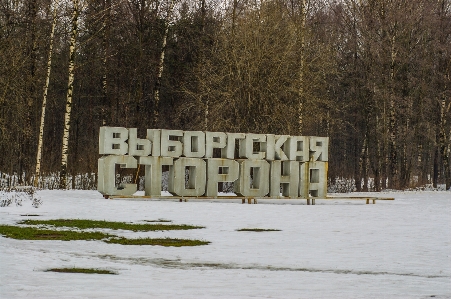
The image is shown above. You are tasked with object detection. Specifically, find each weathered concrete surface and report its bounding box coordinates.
[308,161,328,198]
[169,158,206,196]
[99,127,129,155]
[97,155,137,195]
[206,158,239,197]
[234,160,270,197]
[97,127,329,198]
[140,156,173,196]
[270,161,299,198]
[183,131,205,158]
[161,129,183,157]
[205,131,227,158]
[128,128,151,156]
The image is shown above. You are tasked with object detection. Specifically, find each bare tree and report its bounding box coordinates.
[154,0,177,127]
[35,0,59,187]
[59,0,79,189]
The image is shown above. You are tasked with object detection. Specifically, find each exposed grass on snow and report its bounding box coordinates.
[0,225,111,241]
[236,228,281,232]
[19,219,203,231]
[143,219,172,223]
[46,268,117,275]
[0,220,210,246]
[105,237,210,247]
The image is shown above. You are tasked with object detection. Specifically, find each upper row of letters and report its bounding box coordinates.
[99,127,329,162]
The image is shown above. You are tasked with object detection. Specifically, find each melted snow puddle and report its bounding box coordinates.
[92,254,448,279]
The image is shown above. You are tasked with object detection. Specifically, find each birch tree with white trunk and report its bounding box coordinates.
[59,0,79,189]
[35,0,59,187]
[153,0,177,127]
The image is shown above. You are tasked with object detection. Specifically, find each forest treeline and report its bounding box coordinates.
[0,0,450,190]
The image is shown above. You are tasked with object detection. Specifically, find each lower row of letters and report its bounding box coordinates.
[98,156,327,198]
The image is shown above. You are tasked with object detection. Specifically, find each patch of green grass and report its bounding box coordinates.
[19,219,203,231]
[105,237,210,247]
[46,268,116,274]
[143,219,172,223]
[236,228,281,232]
[0,225,111,241]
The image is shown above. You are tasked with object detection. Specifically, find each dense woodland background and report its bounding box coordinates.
[0,0,450,191]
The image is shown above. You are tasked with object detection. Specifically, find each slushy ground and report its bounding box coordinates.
[1,190,450,299]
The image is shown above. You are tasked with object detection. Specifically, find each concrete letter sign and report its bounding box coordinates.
[128,128,151,156]
[308,161,327,198]
[99,126,129,155]
[206,158,239,197]
[98,127,328,199]
[309,136,329,162]
[140,156,173,196]
[169,158,206,196]
[205,132,227,158]
[221,133,245,159]
[146,129,161,157]
[269,161,299,198]
[97,155,137,195]
[263,135,289,161]
[234,159,270,197]
[183,131,205,158]
[285,136,309,162]
[299,162,310,198]
[161,129,183,157]
[239,134,266,160]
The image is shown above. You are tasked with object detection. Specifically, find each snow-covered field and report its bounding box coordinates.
[1,190,450,299]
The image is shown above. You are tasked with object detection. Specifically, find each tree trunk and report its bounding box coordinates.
[297,0,306,135]
[22,0,38,184]
[59,0,79,189]
[354,140,361,192]
[359,133,369,191]
[363,136,369,191]
[35,0,59,187]
[154,0,176,127]
[72,109,80,190]
[101,0,111,126]
[439,99,451,189]
[433,143,439,188]
[388,34,398,189]
[373,114,383,191]
[201,0,208,131]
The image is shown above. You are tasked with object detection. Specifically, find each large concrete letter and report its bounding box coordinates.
[309,136,329,162]
[128,128,152,156]
[239,134,266,159]
[234,160,270,197]
[263,134,289,161]
[97,155,137,195]
[206,158,239,197]
[161,129,183,157]
[169,158,206,196]
[147,129,161,157]
[299,162,309,198]
[308,161,328,198]
[139,156,173,196]
[221,132,245,159]
[269,161,299,198]
[285,136,309,162]
[99,127,128,155]
[183,131,205,158]
[205,132,227,158]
